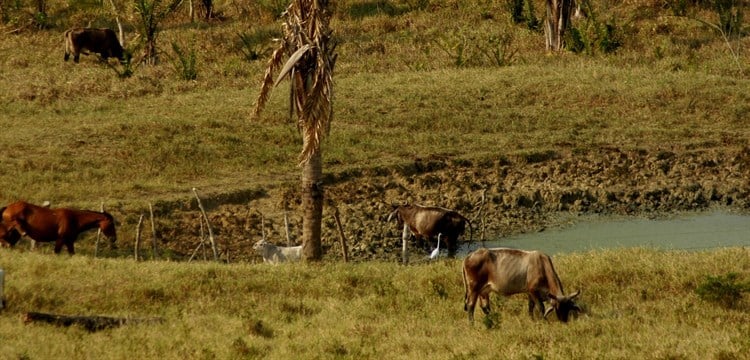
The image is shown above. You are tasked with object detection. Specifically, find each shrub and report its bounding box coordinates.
[171,42,198,80]
[695,273,749,309]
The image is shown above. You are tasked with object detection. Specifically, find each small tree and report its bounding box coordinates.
[133,0,181,65]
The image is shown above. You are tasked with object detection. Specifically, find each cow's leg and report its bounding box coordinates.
[528,293,545,319]
[479,294,491,314]
[54,239,64,254]
[64,237,76,255]
[465,292,478,323]
[65,242,75,254]
[73,52,80,63]
[446,235,459,258]
[64,52,70,61]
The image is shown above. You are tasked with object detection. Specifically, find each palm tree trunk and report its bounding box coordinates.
[301,148,323,261]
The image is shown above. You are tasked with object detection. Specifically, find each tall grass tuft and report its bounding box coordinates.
[171,42,198,80]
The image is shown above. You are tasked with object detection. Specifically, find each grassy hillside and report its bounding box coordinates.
[1,247,749,359]
[0,0,748,208]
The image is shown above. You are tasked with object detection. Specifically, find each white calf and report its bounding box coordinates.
[252,239,302,264]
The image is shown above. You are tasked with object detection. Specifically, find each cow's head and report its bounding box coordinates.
[386,204,404,224]
[544,290,582,322]
[0,225,20,247]
[253,239,269,251]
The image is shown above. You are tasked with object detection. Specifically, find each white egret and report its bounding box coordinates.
[430,233,442,260]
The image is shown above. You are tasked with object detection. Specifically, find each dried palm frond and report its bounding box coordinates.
[252,0,336,165]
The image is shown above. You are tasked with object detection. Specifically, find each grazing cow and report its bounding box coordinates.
[1,201,116,255]
[252,239,302,264]
[462,247,581,323]
[387,204,472,257]
[64,28,124,63]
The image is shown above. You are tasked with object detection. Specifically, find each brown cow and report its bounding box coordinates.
[387,204,472,257]
[64,28,124,63]
[462,247,581,323]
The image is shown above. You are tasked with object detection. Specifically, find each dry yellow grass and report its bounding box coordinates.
[0,247,748,359]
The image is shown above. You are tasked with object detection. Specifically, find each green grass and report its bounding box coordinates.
[0,247,748,358]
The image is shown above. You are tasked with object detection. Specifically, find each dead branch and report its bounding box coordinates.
[192,188,218,261]
[332,206,349,262]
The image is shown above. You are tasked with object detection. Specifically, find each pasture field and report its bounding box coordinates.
[1,0,750,358]
[1,247,749,359]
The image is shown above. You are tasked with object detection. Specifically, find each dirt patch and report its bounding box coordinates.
[152,146,750,262]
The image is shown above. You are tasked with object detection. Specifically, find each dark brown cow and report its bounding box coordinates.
[64,28,124,63]
[462,247,581,323]
[387,204,472,257]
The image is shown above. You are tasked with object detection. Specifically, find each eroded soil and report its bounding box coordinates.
[156,146,750,262]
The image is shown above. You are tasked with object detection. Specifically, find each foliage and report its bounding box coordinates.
[237,27,280,61]
[695,272,749,309]
[507,0,540,31]
[566,0,622,54]
[711,0,745,37]
[434,29,517,67]
[132,0,182,65]
[170,42,198,80]
[255,0,288,18]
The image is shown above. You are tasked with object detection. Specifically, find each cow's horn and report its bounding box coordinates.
[386,210,397,222]
[567,290,580,300]
[544,307,554,319]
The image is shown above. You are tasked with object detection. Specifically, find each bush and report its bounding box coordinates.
[695,273,749,309]
[171,42,198,80]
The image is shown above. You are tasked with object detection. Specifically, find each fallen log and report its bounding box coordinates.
[23,312,164,332]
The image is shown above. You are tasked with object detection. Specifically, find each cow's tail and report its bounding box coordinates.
[459,213,474,244]
[63,30,72,60]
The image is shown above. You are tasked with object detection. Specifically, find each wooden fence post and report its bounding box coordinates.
[332,206,349,262]
[148,203,158,260]
[134,214,144,261]
[192,188,218,261]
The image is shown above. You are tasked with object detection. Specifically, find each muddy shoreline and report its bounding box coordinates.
[158,146,750,262]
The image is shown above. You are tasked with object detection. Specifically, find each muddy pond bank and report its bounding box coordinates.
[154,146,750,262]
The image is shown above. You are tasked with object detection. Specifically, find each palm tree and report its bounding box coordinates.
[253,0,336,261]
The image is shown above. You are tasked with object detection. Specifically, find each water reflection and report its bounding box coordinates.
[464,210,750,255]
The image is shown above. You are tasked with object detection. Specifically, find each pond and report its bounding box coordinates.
[463,209,750,255]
